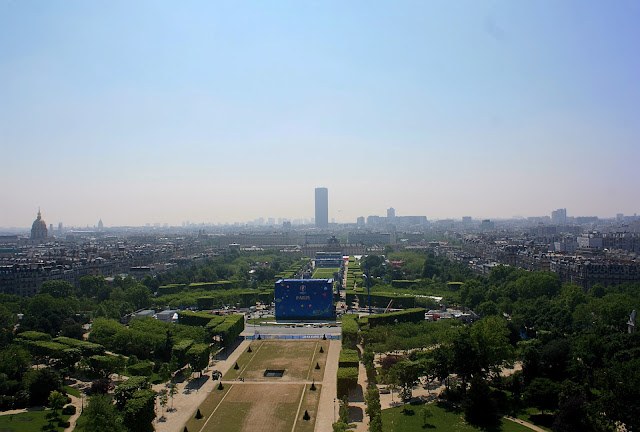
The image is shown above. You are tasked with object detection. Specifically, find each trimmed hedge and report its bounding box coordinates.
[158,284,186,296]
[391,279,424,288]
[341,315,358,350]
[172,339,194,367]
[338,349,359,368]
[214,314,244,347]
[127,361,154,377]
[177,311,217,327]
[337,367,359,398]
[189,281,238,290]
[365,308,426,328]
[54,337,105,356]
[18,339,68,359]
[17,330,51,341]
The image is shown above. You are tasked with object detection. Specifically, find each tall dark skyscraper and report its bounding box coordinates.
[315,187,328,228]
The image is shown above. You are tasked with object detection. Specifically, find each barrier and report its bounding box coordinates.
[245,334,341,340]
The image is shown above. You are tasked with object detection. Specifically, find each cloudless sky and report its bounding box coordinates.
[1,1,639,227]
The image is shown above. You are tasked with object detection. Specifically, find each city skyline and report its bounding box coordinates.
[1,2,639,227]
[2,204,637,231]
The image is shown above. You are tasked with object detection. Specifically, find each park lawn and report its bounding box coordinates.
[224,340,329,382]
[515,407,554,431]
[196,383,303,432]
[381,402,533,432]
[0,410,71,432]
[312,268,339,278]
[296,384,322,432]
[184,383,232,432]
[62,385,81,397]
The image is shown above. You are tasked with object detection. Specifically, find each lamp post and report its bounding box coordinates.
[333,398,336,423]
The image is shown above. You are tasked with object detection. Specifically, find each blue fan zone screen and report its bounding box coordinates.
[275,279,334,320]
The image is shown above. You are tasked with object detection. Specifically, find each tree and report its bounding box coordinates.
[82,394,126,432]
[0,345,32,380]
[22,367,62,406]
[123,389,156,432]
[389,360,421,401]
[463,376,499,425]
[421,405,432,427]
[78,276,111,300]
[158,389,168,414]
[525,378,560,414]
[0,304,16,347]
[40,281,73,299]
[339,395,349,424]
[471,316,514,377]
[48,390,66,421]
[123,285,152,311]
[169,383,178,410]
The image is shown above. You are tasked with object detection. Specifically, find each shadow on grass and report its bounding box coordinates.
[348,384,364,403]
[348,406,363,423]
[528,413,554,428]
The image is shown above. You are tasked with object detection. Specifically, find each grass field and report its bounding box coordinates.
[312,267,339,279]
[0,410,71,432]
[224,340,329,382]
[187,340,327,432]
[381,402,533,432]
[62,385,81,397]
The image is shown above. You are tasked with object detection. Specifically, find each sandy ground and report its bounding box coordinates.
[153,338,251,432]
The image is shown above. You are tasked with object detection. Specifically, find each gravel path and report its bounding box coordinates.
[314,339,341,432]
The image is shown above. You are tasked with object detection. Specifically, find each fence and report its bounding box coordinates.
[244,334,341,340]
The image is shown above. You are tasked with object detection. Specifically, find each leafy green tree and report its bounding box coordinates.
[339,395,349,423]
[20,294,79,336]
[471,316,514,377]
[40,281,74,299]
[124,285,152,311]
[525,377,560,414]
[169,383,178,410]
[420,405,432,427]
[0,345,32,380]
[22,367,62,406]
[0,304,16,346]
[82,394,126,432]
[389,359,421,401]
[78,276,111,300]
[123,389,156,432]
[48,390,66,418]
[463,376,499,425]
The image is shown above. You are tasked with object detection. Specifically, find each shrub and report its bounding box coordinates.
[62,404,77,415]
[341,315,358,350]
[338,349,359,368]
[337,367,358,398]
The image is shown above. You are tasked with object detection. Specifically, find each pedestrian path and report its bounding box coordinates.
[314,339,340,432]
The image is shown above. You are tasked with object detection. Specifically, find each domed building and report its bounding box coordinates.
[31,209,48,241]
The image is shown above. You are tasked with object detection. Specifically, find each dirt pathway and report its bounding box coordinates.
[314,339,340,432]
[504,415,549,432]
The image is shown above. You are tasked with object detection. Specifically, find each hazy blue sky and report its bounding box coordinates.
[1,1,639,227]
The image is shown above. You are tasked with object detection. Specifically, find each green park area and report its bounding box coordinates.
[0,410,72,432]
[187,340,326,432]
[381,402,532,432]
[312,267,339,279]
